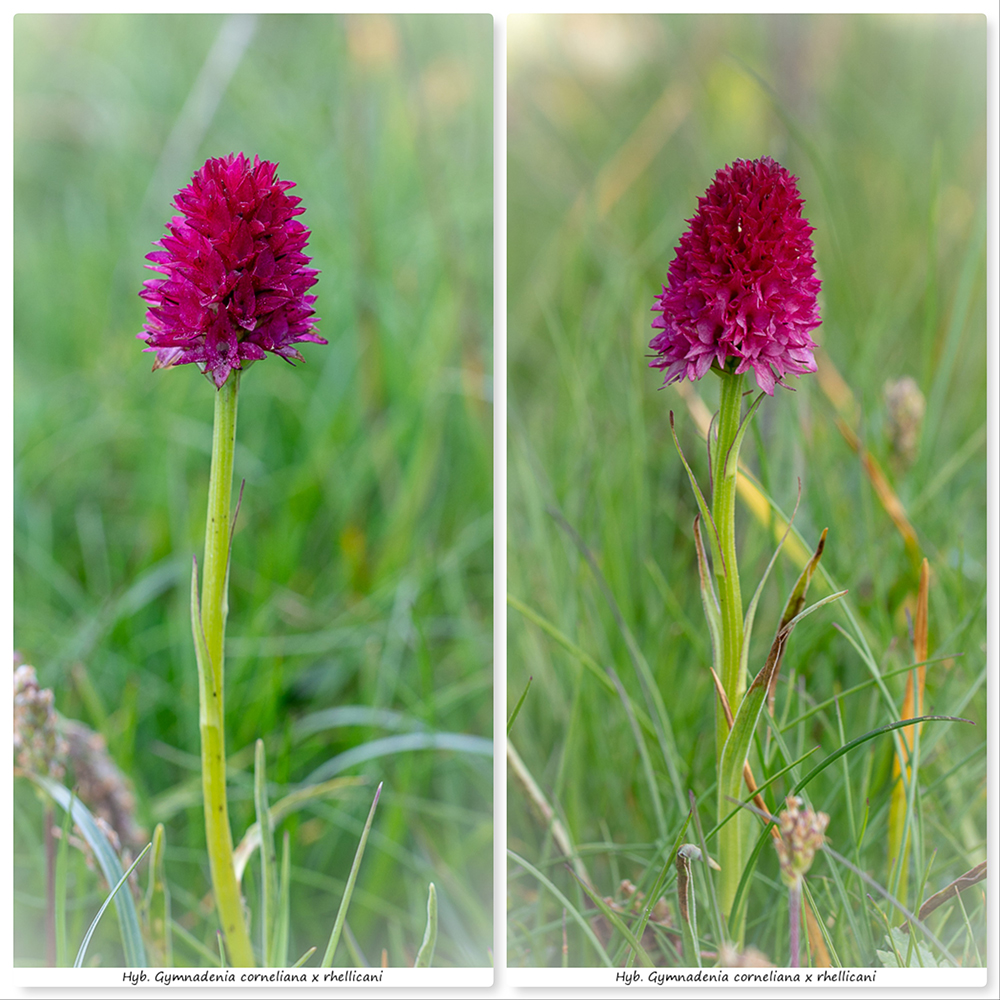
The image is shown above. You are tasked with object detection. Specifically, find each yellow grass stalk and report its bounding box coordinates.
[888,558,930,907]
[814,350,921,564]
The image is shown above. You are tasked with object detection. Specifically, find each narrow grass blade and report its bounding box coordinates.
[343,922,368,967]
[305,733,491,785]
[548,504,685,815]
[507,675,533,735]
[606,662,667,839]
[292,946,318,968]
[630,810,693,950]
[507,740,592,889]
[670,411,725,576]
[565,868,655,968]
[233,776,365,883]
[688,791,725,948]
[709,667,780,840]
[717,589,844,926]
[720,591,847,822]
[321,782,382,968]
[30,773,148,967]
[822,842,958,966]
[675,845,702,967]
[75,842,152,968]
[171,918,225,965]
[901,860,986,930]
[143,823,172,967]
[693,516,722,671]
[792,715,973,795]
[722,391,765,482]
[889,558,930,902]
[507,593,658,739]
[54,790,75,967]
[507,849,613,967]
[741,488,802,689]
[414,882,438,967]
[767,527,828,712]
[802,884,832,967]
[271,830,291,968]
[254,739,278,966]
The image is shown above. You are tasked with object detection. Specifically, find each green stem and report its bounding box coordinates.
[712,368,746,754]
[196,371,255,967]
[711,367,747,936]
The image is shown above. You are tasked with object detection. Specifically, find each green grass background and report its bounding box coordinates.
[507,13,986,967]
[14,13,492,967]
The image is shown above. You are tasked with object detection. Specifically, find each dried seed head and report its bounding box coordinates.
[883,376,926,464]
[13,663,67,779]
[773,795,829,887]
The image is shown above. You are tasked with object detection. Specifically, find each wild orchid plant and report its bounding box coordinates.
[649,158,842,942]
[139,152,328,967]
[15,152,441,971]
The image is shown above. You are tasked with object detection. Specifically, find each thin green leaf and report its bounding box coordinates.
[271,831,291,968]
[670,411,726,578]
[254,739,278,967]
[54,790,75,967]
[722,390,765,482]
[719,590,845,820]
[507,849,613,967]
[693,516,722,674]
[629,811,693,957]
[170,918,223,965]
[30,773,148,967]
[75,842,152,968]
[740,489,803,686]
[321,782,382,967]
[305,733,491,785]
[292,946,318,968]
[414,882,438,967]
[507,593,658,738]
[676,846,702,967]
[792,715,973,796]
[341,923,366,967]
[234,776,364,883]
[143,823,172,967]
[688,790,725,948]
[605,662,667,839]
[507,675,533,735]
[565,867,655,968]
[768,528,828,712]
[548,504,685,816]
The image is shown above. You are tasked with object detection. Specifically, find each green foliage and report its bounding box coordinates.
[507,13,986,968]
[414,882,438,967]
[14,12,492,967]
[876,927,939,969]
[30,774,149,967]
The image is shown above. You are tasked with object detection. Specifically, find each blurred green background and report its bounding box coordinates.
[14,13,492,967]
[507,14,986,966]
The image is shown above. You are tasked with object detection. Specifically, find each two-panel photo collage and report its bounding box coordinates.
[10,11,993,996]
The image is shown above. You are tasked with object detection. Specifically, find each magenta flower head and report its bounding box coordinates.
[650,157,821,395]
[139,153,325,388]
